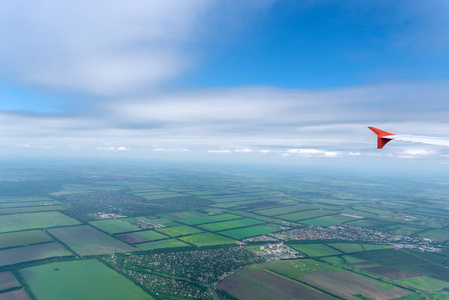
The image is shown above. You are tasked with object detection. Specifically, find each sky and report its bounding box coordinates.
[1,0,449,168]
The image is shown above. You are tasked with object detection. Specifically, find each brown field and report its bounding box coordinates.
[362,266,421,280]
[300,270,412,300]
[217,267,335,300]
[0,272,20,290]
[116,233,148,244]
[0,289,31,300]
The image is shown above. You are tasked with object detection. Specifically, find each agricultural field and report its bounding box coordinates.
[300,269,413,299]
[0,289,31,299]
[136,239,191,250]
[0,211,80,233]
[0,242,72,267]
[418,229,449,242]
[48,225,137,255]
[179,214,241,225]
[20,259,151,300]
[217,266,336,300]
[89,219,141,234]
[278,209,338,221]
[220,224,277,239]
[327,243,365,253]
[0,272,20,290]
[0,230,53,249]
[352,250,449,283]
[179,232,235,246]
[136,217,179,227]
[289,244,343,257]
[262,259,341,278]
[134,230,169,241]
[198,218,265,231]
[157,225,204,237]
[300,216,344,227]
[0,205,65,215]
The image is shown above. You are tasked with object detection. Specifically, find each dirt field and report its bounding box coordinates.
[300,270,412,300]
[363,266,421,280]
[217,267,336,300]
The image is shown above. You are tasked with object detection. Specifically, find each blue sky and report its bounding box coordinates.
[1,0,449,166]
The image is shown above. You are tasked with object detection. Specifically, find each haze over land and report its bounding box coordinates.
[0,1,449,171]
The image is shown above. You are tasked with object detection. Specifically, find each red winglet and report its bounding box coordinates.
[368,127,394,149]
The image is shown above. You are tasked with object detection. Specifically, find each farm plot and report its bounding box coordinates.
[134,230,168,241]
[0,230,53,249]
[179,214,241,225]
[136,217,178,227]
[278,210,337,222]
[0,289,31,300]
[157,225,204,237]
[352,249,449,281]
[300,216,343,227]
[220,225,277,239]
[300,270,412,300]
[136,239,190,251]
[217,266,335,300]
[199,218,265,231]
[0,206,65,215]
[116,233,148,244]
[289,244,342,257]
[21,259,151,300]
[89,219,141,234]
[0,200,62,209]
[49,225,137,255]
[262,259,341,278]
[328,243,365,253]
[254,204,333,216]
[418,229,449,242]
[0,272,20,290]
[179,233,235,247]
[0,242,72,267]
[0,212,80,233]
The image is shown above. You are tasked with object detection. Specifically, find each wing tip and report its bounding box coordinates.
[368,127,394,149]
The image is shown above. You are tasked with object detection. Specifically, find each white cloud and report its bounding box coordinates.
[235,148,253,153]
[284,148,340,158]
[207,150,232,153]
[397,149,436,159]
[0,1,279,95]
[117,147,130,151]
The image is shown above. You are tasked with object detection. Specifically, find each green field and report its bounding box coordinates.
[179,233,235,246]
[89,219,141,234]
[157,225,204,237]
[49,225,137,255]
[396,276,449,292]
[136,239,191,250]
[329,243,366,253]
[136,217,179,227]
[21,259,152,300]
[0,242,72,266]
[0,205,65,215]
[134,230,168,241]
[290,244,343,257]
[262,259,341,278]
[0,230,53,249]
[278,209,337,221]
[179,214,241,225]
[220,225,277,239]
[254,204,332,216]
[300,216,343,226]
[0,211,80,233]
[199,218,264,231]
[418,229,449,242]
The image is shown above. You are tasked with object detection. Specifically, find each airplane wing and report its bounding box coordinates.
[368,127,449,149]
